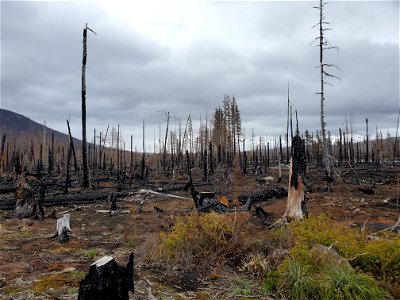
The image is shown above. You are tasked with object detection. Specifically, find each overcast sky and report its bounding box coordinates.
[1,0,399,150]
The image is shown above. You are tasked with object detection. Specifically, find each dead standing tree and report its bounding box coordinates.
[81,23,96,189]
[313,0,340,192]
[283,135,308,222]
[161,111,171,175]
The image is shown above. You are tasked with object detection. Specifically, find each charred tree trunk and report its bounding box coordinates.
[48,131,54,175]
[218,144,222,165]
[286,82,290,164]
[202,149,207,182]
[394,109,400,166]
[141,120,146,180]
[365,118,369,163]
[243,151,247,174]
[208,142,213,175]
[162,112,170,174]
[278,136,283,182]
[130,134,133,169]
[39,144,43,172]
[338,128,343,166]
[81,25,89,188]
[315,0,339,192]
[67,119,78,173]
[93,129,97,172]
[0,134,6,172]
[186,150,193,188]
[65,143,72,192]
[283,135,307,222]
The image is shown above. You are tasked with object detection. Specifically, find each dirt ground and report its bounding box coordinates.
[0,163,399,299]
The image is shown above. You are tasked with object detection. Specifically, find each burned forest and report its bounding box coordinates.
[1,1,399,300]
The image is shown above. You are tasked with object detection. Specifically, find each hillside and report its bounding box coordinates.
[0,108,79,145]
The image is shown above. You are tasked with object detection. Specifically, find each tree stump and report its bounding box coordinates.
[284,135,307,222]
[78,253,134,300]
[53,214,71,243]
[9,172,36,219]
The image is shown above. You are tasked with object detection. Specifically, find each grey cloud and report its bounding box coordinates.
[1,1,398,146]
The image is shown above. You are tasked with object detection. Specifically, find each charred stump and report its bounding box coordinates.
[10,172,37,219]
[108,192,118,211]
[9,155,44,219]
[283,135,308,222]
[78,253,134,300]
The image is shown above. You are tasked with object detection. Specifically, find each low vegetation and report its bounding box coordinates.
[151,213,399,299]
[157,212,250,271]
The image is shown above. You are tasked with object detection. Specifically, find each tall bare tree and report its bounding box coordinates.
[313,0,340,192]
[394,109,400,165]
[162,111,170,174]
[365,118,369,163]
[81,23,96,188]
[286,82,290,164]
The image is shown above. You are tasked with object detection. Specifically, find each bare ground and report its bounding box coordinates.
[0,164,399,299]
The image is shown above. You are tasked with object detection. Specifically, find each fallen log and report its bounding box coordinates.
[353,221,400,232]
[129,189,192,202]
[358,187,374,195]
[129,189,192,214]
[0,191,133,211]
[0,200,15,210]
[237,187,287,203]
[358,182,375,195]
[0,187,15,194]
[372,197,400,208]
[157,182,212,192]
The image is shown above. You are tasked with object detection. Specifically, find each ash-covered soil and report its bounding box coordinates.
[0,164,399,299]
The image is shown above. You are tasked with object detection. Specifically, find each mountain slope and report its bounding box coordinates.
[0,108,78,144]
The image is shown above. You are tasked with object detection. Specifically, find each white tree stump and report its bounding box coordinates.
[55,214,71,243]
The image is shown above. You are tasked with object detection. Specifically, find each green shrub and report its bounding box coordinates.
[158,212,246,270]
[265,225,292,249]
[87,249,97,259]
[276,254,386,300]
[261,270,279,294]
[355,238,400,281]
[290,214,400,284]
[277,257,318,299]
[317,265,387,300]
[290,215,361,258]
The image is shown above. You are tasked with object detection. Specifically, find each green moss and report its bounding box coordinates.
[87,249,97,259]
[355,238,400,281]
[31,273,80,295]
[2,285,24,296]
[290,215,361,257]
